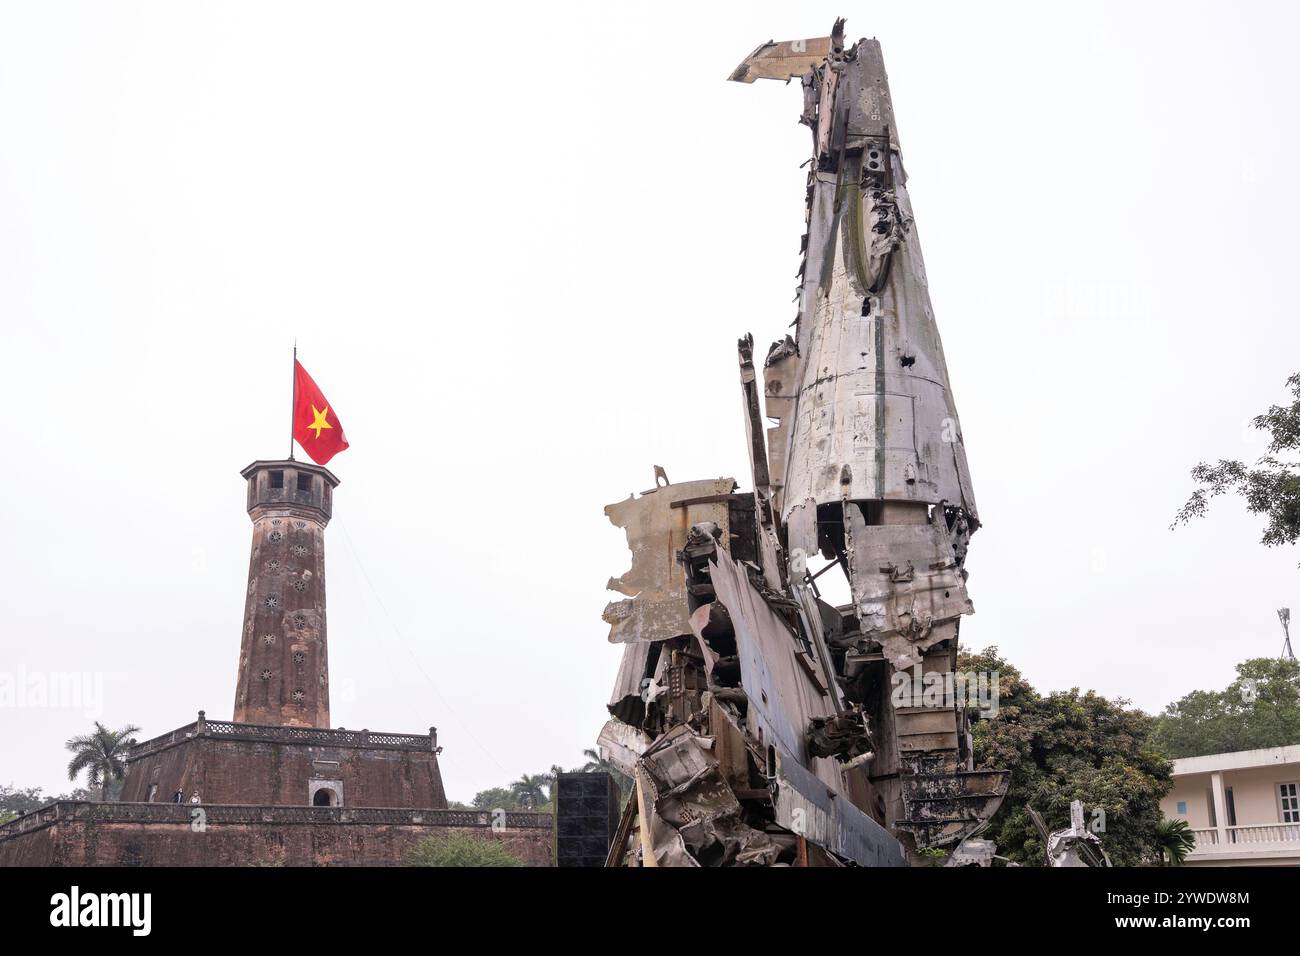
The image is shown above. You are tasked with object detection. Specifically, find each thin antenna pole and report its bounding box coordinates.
[288,342,297,461]
[1280,608,1295,662]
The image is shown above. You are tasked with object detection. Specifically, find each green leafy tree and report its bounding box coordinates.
[509,773,549,810]
[959,647,1173,866]
[471,787,523,811]
[1173,373,1300,563]
[1153,818,1196,866]
[1151,657,1300,758]
[64,722,141,802]
[406,832,524,867]
[57,786,111,803]
[0,784,50,817]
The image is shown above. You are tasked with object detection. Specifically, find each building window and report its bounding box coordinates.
[269,470,284,489]
[1176,801,1186,815]
[297,473,312,494]
[1281,783,1300,823]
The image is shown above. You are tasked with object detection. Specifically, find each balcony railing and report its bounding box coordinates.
[1189,822,1300,855]
[1224,822,1300,844]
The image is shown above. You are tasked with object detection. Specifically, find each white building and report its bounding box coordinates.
[1161,745,1300,865]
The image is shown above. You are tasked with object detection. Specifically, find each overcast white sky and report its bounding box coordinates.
[2,1,1299,802]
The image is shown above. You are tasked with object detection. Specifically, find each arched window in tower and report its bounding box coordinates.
[312,788,334,806]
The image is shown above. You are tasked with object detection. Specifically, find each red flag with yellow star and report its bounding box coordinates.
[293,360,349,465]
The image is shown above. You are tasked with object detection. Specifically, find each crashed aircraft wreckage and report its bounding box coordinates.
[598,21,1009,867]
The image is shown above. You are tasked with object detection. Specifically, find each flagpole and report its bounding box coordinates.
[288,342,297,461]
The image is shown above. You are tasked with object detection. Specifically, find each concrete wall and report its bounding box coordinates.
[0,812,551,867]
[1161,774,1214,828]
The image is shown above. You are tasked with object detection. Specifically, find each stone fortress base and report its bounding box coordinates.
[0,802,552,867]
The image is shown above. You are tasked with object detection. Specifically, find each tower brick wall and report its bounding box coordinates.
[234,460,338,728]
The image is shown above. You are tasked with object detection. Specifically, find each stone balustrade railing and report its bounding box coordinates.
[1189,822,1300,853]
[126,714,439,761]
[0,801,552,841]
[1225,822,1300,844]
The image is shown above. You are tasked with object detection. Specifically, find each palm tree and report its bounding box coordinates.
[580,748,608,772]
[580,748,632,796]
[1154,818,1197,866]
[509,773,549,810]
[544,765,567,803]
[65,722,141,802]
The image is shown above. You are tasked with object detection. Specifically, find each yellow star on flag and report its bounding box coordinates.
[308,404,333,439]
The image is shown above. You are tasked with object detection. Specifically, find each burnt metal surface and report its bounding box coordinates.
[597,21,1007,866]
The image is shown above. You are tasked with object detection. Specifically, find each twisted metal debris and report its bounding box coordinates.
[598,20,1009,867]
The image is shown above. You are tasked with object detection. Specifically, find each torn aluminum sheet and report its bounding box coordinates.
[637,723,782,867]
[771,748,906,867]
[708,546,835,773]
[606,640,656,726]
[728,35,836,84]
[843,502,972,670]
[945,838,997,867]
[596,718,651,779]
[1031,801,1111,868]
[603,475,736,644]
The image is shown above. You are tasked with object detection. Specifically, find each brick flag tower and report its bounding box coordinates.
[233,460,338,728]
[116,457,448,811]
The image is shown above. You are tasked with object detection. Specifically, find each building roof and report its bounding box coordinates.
[1171,744,1300,776]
